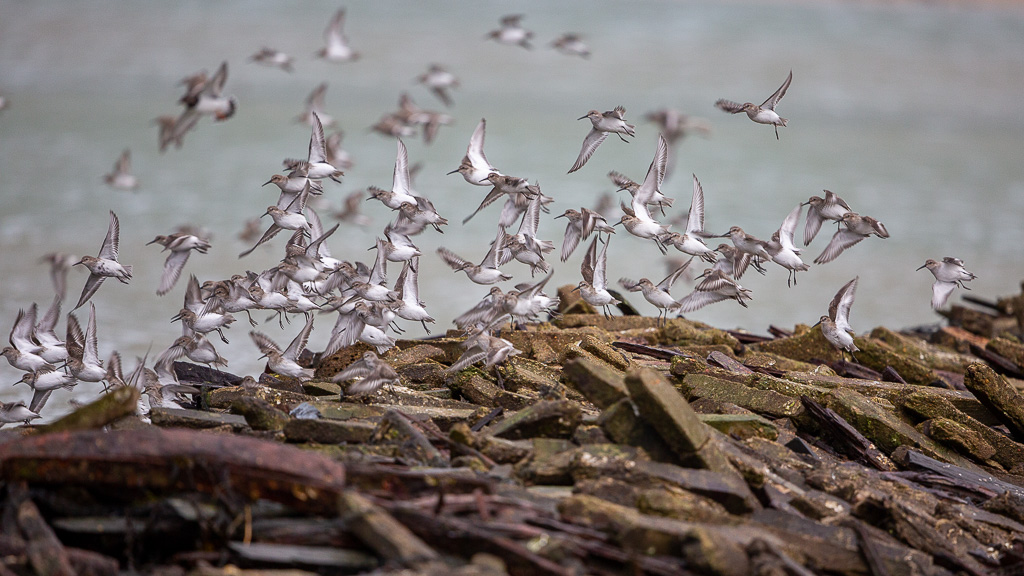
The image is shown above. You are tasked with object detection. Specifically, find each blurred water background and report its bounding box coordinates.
[2,0,1024,418]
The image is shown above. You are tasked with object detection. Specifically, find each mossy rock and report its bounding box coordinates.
[314,342,377,379]
[867,327,973,375]
[653,320,742,354]
[742,352,819,373]
[988,337,1024,371]
[752,327,841,364]
[553,314,663,332]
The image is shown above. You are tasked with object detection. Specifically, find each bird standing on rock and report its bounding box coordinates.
[817,277,860,361]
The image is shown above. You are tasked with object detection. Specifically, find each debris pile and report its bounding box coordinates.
[4,286,1024,575]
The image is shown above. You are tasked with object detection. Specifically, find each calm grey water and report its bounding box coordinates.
[2,1,1024,418]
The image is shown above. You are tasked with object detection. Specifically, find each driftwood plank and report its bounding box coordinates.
[0,428,347,513]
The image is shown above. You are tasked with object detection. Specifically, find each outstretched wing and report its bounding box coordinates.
[568,129,608,173]
[813,229,864,265]
[98,211,120,261]
[762,70,792,110]
[828,276,858,334]
[715,99,745,114]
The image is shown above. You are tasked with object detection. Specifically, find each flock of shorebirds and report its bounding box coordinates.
[1,10,979,426]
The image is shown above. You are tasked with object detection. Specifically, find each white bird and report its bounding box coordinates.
[437,226,513,285]
[620,258,693,324]
[173,275,235,344]
[250,315,315,381]
[178,61,237,122]
[2,306,54,374]
[33,296,67,364]
[318,8,359,62]
[719,226,772,279]
[508,272,559,324]
[616,136,671,253]
[240,180,313,258]
[576,236,619,317]
[104,149,138,191]
[16,368,77,414]
[448,118,502,186]
[368,139,418,210]
[551,33,591,58]
[918,257,976,309]
[393,257,434,333]
[159,332,227,369]
[292,112,344,182]
[502,193,555,277]
[446,330,521,374]
[660,174,716,263]
[0,401,41,427]
[416,64,459,107]
[765,204,810,287]
[462,173,540,227]
[296,82,333,127]
[324,301,396,357]
[66,303,106,383]
[569,106,635,173]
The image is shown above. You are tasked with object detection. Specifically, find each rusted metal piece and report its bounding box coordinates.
[0,428,346,513]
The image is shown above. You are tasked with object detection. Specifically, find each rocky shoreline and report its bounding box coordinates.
[3,284,1024,575]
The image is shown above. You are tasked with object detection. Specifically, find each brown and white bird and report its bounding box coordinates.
[438,226,513,285]
[332,351,400,396]
[73,211,132,310]
[486,14,533,49]
[813,212,889,265]
[619,258,693,325]
[716,70,792,139]
[416,64,459,107]
[569,106,635,173]
[555,207,614,262]
[249,47,295,72]
[575,236,619,317]
[917,257,976,309]
[816,277,860,359]
[148,231,211,296]
[676,268,753,313]
[802,190,852,246]
[250,315,315,381]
